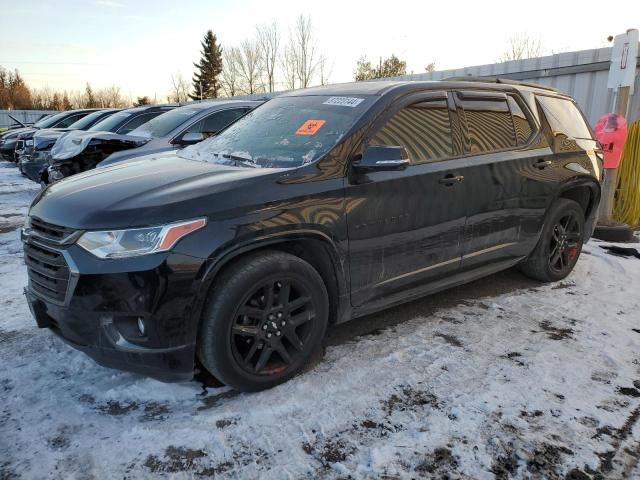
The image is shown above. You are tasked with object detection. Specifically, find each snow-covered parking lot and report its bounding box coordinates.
[1,161,640,479]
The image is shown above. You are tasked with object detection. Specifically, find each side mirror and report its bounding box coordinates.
[177,132,205,145]
[353,145,410,172]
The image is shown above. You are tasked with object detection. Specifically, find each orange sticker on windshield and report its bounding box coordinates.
[296,119,326,136]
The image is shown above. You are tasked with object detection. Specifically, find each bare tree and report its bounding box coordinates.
[257,21,280,92]
[499,34,544,62]
[318,54,332,86]
[290,14,318,88]
[221,47,242,97]
[96,85,128,107]
[280,42,298,90]
[169,72,190,102]
[70,90,85,108]
[31,87,55,109]
[236,39,264,95]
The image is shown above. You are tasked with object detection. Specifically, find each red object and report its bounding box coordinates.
[594,113,628,169]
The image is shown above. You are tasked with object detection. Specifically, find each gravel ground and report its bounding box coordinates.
[1,161,639,479]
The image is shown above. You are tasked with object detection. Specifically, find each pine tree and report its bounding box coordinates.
[190,30,223,100]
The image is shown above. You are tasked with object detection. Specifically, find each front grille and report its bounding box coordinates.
[24,241,70,303]
[30,217,76,244]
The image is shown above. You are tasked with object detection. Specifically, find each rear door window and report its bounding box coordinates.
[371,98,454,164]
[456,94,516,153]
[536,95,592,139]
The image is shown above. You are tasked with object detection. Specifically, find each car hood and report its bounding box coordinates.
[30,153,289,229]
[33,129,71,150]
[17,128,41,140]
[51,130,150,161]
[1,127,33,140]
[97,138,170,166]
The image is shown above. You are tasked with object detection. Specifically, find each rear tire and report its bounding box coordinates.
[197,251,328,392]
[519,198,585,282]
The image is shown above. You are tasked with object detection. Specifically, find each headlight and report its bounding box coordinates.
[77,218,207,259]
[26,139,34,147]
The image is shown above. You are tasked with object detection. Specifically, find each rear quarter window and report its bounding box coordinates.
[507,95,535,145]
[536,95,592,140]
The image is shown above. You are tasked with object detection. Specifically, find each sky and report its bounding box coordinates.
[0,0,637,99]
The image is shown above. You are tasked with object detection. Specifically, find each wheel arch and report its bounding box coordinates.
[197,231,350,326]
[556,179,601,222]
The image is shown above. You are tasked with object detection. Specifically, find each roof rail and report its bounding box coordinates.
[444,76,560,93]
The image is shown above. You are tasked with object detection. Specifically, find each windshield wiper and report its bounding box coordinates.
[220,153,259,168]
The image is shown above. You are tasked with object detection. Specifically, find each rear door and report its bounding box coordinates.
[453,90,548,270]
[346,91,471,307]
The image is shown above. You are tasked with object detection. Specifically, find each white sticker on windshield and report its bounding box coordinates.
[323,96,364,108]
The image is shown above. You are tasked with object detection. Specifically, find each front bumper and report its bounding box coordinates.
[21,159,48,183]
[26,289,196,381]
[0,143,17,161]
[22,232,207,382]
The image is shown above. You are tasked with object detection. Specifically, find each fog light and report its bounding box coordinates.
[137,317,146,336]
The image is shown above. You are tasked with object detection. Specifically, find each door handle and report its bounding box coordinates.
[535,159,552,169]
[438,174,464,186]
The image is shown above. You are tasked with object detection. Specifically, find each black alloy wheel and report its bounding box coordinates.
[548,211,582,274]
[198,251,328,392]
[519,198,585,282]
[231,278,315,376]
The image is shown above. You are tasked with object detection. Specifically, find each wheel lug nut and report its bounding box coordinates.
[276,331,281,336]
[263,325,268,330]
[281,321,286,326]
[277,312,283,318]
[267,333,272,338]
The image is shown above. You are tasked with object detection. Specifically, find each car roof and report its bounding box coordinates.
[120,105,177,114]
[67,108,103,113]
[175,99,264,111]
[280,78,569,99]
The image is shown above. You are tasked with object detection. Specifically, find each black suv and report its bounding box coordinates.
[23,79,602,392]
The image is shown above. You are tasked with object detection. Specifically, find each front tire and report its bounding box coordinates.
[520,198,585,282]
[197,251,328,392]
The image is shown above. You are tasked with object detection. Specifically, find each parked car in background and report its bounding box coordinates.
[46,100,261,183]
[35,105,176,183]
[23,79,602,392]
[1,112,53,132]
[0,109,100,162]
[18,109,120,181]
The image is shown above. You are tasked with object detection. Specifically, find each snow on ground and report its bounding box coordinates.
[1,161,640,479]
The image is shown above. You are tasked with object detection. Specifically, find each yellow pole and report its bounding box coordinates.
[614,120,640,227]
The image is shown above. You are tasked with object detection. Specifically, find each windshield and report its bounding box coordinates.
[33,111,77,129]
[177,95,375,168]
[68,110,116,130]
[31,114,53,127]
[89,111,134,132]
[129,106,201,138]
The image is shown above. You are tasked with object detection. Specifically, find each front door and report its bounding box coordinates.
[345,92,469,307]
